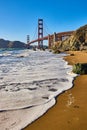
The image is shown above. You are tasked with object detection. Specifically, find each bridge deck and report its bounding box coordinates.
[28,31,74,45]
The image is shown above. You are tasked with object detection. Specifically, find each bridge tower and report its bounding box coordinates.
[27,35,30,44]
[26,35,30,49]
[38,19,43,48]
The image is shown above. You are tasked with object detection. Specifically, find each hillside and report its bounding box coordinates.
[0,39,26,48]
[52,24,87,53]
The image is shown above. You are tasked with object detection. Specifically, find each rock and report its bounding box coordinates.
[70,53,75,56]
[52,24,87,52]
[53,49,61,54]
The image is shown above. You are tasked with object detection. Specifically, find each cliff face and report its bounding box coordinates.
[53,24,87,52]
[0,39,26,48]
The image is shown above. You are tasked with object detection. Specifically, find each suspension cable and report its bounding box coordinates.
[31,25,38,41]
[44,21,53,35]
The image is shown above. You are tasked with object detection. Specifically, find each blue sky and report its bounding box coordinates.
[0,0,87,43]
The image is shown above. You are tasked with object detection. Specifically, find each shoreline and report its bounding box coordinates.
[24,51,87,130]
[23,51,76,130]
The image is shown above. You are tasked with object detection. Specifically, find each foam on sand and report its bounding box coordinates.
[0,50,76,130]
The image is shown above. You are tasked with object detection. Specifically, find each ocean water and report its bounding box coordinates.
[0,49,76,130]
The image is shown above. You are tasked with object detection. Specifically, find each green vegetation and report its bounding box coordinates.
[72,63,87,74]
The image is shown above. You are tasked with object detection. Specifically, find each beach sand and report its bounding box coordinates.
[24,51,87,130]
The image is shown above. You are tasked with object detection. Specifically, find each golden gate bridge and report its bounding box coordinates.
[27,19,74,49]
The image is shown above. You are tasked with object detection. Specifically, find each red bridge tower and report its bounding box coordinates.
[38,19,43,48]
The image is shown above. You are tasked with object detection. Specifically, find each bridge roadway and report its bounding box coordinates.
[28,31,74,48]
[29,36,48,44]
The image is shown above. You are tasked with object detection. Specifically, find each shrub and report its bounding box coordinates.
[73,63,87,74]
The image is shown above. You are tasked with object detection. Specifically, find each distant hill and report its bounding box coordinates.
[52,24,87,53]
[0,39,26,48]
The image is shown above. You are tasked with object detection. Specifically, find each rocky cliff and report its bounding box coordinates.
[52,24,87,53]
[0,39,26,48]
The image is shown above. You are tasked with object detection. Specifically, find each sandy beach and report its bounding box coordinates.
[24,51,87,130]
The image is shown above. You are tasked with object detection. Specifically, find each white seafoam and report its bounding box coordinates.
[0,50,76,130]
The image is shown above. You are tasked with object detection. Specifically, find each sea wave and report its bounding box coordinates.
[0,49,76,130]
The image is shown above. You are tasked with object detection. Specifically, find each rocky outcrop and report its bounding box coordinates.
[52,24,87,53]
[0,39,26,48]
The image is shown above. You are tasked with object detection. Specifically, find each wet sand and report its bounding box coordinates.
[24,51,87,130]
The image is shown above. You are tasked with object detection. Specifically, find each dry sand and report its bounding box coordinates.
[24,51,87,130]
